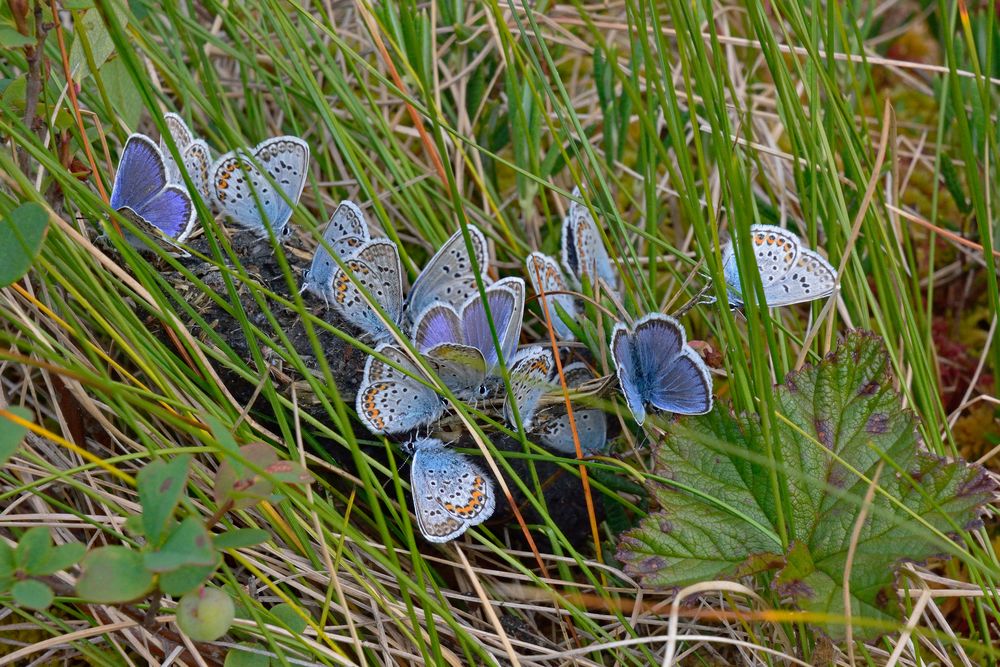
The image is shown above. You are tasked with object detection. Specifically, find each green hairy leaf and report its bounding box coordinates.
[617,331,995,640]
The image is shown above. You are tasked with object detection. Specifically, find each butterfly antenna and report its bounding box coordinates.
[671,283,714,318]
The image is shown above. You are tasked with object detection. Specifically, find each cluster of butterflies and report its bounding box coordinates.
[104,117,838,543]
[295,192,836,541]
[108,113,309,247]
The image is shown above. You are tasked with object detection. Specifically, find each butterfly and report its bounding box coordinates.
[109,134,197,247]
[502,346,555,432]
[329,239,404,340]
[160,112,212,200]
[407,438,495,543]
[721,225,836,307]
[561,186,619,291]
[356,344,444,435]
[610,313,713,425]
[533,362,608,456]
[525,252,577,340]
[208,136,310,238]
[301,200,372,303]
[326,223,493,343]
[404,225,491,326]
[411,277,525,400]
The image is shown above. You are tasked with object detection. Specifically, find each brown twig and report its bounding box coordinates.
[16,0,51,171]
[48,0,109,205]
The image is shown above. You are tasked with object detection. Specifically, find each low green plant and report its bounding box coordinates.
[617,332,996,640]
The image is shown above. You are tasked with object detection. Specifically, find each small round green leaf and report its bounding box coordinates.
[137,455,190,546]
[75,546,154,603]
[157,559,219,598]
[15,526,52,572]
[269,603,307,634]
[31,542,86,576]
[11,579,54,610]
[0,203,48,287]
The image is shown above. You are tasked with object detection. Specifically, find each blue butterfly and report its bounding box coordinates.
[208,136,310,238]
[561,186,619,291]
[160,113,213,200]
[722,225,836,307]
[300,200,372,303]
[525,252,577,340]
[109,134,197,245]
[411,277,525,400]
[610,313,713,425]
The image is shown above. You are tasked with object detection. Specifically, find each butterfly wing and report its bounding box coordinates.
[405,224,490,319]
[535,361,608,455]
[763,247,837,307]
[160,113,195,184]
[526,252,576,340]
[110,134,168,213]
[502,346,554,432]
[537,408,607,455]
[561,187,618,290]
[610,321,647,425]
[461,277,524,370]
[411,439,495,543]
[362,344,418,385]
[356,376,443,435]
[325,200,371,257]
[424,343,487,400]
[253,136,309,230]
[209,136,309,236]
[357,347,442,434]
[181,140,212,199]
[130,185,196,241]
[723,225,801,304]
[413,303,463,351]
[163,113,194,150]
[330,240,403,339]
